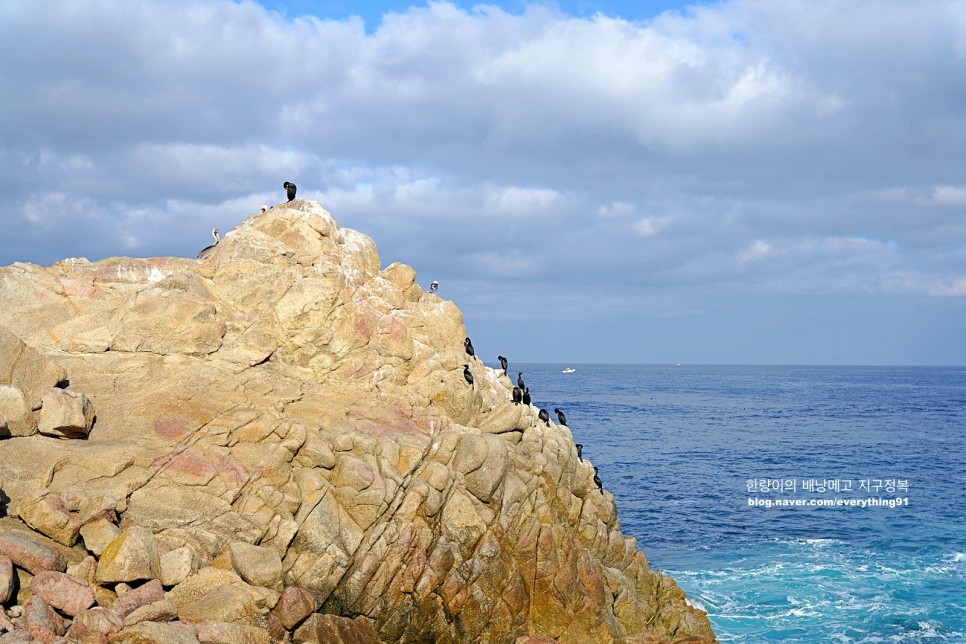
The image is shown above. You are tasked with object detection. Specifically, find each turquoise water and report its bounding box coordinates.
[508,364,966,643]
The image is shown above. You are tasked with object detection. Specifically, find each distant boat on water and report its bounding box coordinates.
[561,367,576,374]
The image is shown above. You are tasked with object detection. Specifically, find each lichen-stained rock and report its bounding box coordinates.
[0,202,716,643]
[95,526,161,584]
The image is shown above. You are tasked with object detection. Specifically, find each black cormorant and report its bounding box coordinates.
[522,387,531,406]
[464,337,475,357]
[593,467,603,493]
[575,443,583,460]
[498,355,508,375]
[283,181,297,201]
[517,372,525,391]
[512,387,522,404]
[538,408,550,426]
[553,408,567,426]
[463,364,474,386]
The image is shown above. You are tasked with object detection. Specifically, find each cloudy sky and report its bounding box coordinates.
[2,0,965,365]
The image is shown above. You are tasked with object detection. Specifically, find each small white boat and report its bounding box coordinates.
[561,367,576,374]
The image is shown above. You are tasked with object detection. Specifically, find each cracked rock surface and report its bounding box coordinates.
[0,201,715,643]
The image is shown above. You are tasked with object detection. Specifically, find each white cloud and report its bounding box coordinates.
[737,239,777,264]
[597,201,636,217]
[930,185,966,205]
[632,215,673,238]
[2,0,966,363]
[483,185,563,215]
[928,275,966,296]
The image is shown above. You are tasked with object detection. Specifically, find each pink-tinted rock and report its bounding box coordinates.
[0,204,718,644]
[0,608,16,633]
[23,596,66,638]
[122,598,178,627]
[0,554,13,603]
[271,586,315,630]
[111,578,164,619]
[29,570,95,616]
[66,606,123,640]
[0,530,66,575]
[266,611,286,641]
[0,628,31,643]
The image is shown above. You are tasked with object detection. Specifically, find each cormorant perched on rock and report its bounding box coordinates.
[498,355,508,375]
[538,408,550,426]
[196,228,220,260]
[464,337,475,357]
[575,443,583,461]
[512,387,522,404]
[522,387,531,406]
[429,281,439,294]
[554,408,567,426]
[463,364,474,386]
[283,181,297,201]
[593,467,603,493]
[517,372,525,391]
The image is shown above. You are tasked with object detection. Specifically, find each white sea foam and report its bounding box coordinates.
[684,597,707,612]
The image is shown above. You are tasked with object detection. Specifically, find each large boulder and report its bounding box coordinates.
[0,202,716,643]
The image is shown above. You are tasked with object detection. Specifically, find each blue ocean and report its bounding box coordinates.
[510,364,966,643]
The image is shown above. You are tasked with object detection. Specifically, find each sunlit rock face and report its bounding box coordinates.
[0,201,716,643]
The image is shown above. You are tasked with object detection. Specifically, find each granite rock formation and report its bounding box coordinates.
[0,201,715,643]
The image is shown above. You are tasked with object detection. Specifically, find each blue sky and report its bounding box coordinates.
[260,0,711,28]
[2,0,966,364]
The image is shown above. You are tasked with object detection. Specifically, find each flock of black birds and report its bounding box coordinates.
[195,183,606,495]
[463,336,604,494]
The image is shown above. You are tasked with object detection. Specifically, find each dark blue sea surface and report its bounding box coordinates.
[506,364,966,643]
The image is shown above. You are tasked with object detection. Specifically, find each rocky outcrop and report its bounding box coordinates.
[0,201,715,642]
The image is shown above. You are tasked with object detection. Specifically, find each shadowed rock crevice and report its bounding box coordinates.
[0,201,715,643]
